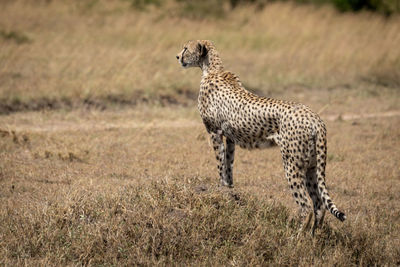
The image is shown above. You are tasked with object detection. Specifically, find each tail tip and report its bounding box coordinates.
[338,212,346,222]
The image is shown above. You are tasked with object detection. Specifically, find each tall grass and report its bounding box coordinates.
[0,0,399,113]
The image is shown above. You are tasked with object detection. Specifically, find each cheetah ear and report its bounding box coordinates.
[197,42,208,58]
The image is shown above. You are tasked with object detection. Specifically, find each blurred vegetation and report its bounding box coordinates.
[330,0,400,14]
[128,0,400,16]
[175,0,227,18]
[0,0,399,113]
[0,30,31,44]
[127,0,162,10]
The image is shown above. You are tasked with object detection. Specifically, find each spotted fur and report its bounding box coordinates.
[176,40,346,233]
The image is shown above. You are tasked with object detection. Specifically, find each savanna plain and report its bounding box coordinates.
[0,0,400,266]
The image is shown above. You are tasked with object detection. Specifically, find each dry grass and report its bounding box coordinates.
[0,0,399,112]
[1,0,400,266]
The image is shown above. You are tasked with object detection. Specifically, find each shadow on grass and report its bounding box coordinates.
[0,89,198,115]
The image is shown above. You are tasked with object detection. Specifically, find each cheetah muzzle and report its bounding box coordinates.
[176,40,346,235]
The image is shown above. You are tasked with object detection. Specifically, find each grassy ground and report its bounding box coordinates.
[1,106,399,265]
[1,0,400,266]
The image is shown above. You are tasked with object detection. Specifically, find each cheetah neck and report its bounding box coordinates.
[201,48,224,76]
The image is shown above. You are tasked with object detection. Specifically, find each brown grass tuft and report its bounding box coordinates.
[1,175,399,266]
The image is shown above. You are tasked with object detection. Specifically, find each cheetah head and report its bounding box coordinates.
[176,40,211,68]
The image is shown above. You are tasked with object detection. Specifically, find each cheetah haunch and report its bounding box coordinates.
[176,40,346,234]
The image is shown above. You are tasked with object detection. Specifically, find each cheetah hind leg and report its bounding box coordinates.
[306,166,326,236]
[282,158,313,236]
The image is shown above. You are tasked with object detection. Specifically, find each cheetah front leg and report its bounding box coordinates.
[210,131,234,187]
[225,137,235,186]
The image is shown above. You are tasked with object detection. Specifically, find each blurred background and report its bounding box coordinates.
[0,0,399,113]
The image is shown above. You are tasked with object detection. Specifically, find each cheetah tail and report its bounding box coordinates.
[315,130,346,222]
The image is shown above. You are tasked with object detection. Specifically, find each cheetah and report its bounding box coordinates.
[176,40,346,234]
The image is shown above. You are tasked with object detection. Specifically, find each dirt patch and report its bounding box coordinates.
[324,110,400,121]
